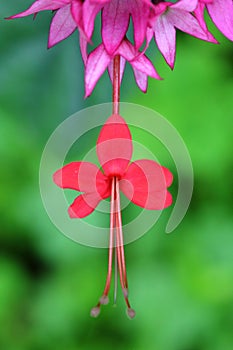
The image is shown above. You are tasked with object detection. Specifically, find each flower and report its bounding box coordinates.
[84,38,161,97]
[53,114,173,217]
[149,0,217,69]
[101,0,150,54]
[8,0,104,47]
[9,0,233,95]
[53,114,173,317]
[194,0,233,41]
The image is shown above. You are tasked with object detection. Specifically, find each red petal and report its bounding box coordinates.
[97,114,133,177]
[68,193,102,218]
[53,161,110,197]
[120,160,173,210]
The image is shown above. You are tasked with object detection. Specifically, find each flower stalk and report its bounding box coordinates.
[112,55,121,115]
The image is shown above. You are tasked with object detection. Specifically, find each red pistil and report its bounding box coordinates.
[90,177,135,319]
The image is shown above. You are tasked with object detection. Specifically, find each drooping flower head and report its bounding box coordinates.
[148,0,217,69]
[194,0,233,41]
[8,0,233,96]
[53,114,173,316]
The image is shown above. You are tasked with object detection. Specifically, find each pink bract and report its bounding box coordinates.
[150,0,217,68]
[84,39,161,97]
[8,0,233,95]
[194,0,233,41]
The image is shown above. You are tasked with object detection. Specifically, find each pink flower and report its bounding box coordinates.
[53,114,173,317]
[149,0,217,68]
[101,0,150,54]
[84,39,161,97]
[8,0,103,47]
[9,0,233,95]
[194,0,233,41]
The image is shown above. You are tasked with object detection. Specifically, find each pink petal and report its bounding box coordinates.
[167,8,215,42]
[120,160,173,210]
[97,114,133,177]
[91,0,108,2]
[53,161,110,197]
[48,5,76,48]
[172,0,198,12]
[68,193,102,218]
[102,0,130,54]
[194,2,209,32]
[9,0,70,18]
[70,0,83,28]
[83,0,103,39]
[79,32,88,65]
[132,68,148,92]
[118,40,161,79]
[85,44,111,97]
[131,53,161,80]
[143,27,154,53]
[194,3,218,43]
[207,0,233,41]
[129,0,149,49]
[154,14,176,69]
[117,39,135,60]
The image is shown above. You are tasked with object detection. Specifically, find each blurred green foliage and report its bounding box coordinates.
[0,2,233,350]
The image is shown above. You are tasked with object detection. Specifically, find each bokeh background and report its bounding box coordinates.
[1,2,233,350]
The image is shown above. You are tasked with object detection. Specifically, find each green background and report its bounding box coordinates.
[1,2,233,349]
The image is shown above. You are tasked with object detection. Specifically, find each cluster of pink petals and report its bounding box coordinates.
[9,0,233,96]
[53,114,173,218]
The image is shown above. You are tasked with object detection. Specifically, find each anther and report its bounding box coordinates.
[126,308,136,319]
[90,306,100,318]
[100,295,109,305]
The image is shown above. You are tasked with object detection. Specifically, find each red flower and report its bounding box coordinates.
[53,114,173,317]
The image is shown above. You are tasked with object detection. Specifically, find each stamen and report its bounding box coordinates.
[115,178,135,314]
[114,229,118,304]
[126,308,136,319]
[115,179,128,289]
[99,295,109,305]
[115,224,125,289]
[102,177,115,296]
[90,305,101,318]
[90,178,135,318]
[90,177,115,315]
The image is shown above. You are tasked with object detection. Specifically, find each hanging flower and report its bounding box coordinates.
[148,0,217,69]
[84,39,161,97]
[8,0,102,47]
[8,0,233,95]
[194,0,233,41]
[53,114,173,317]
[101,0,150,54]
